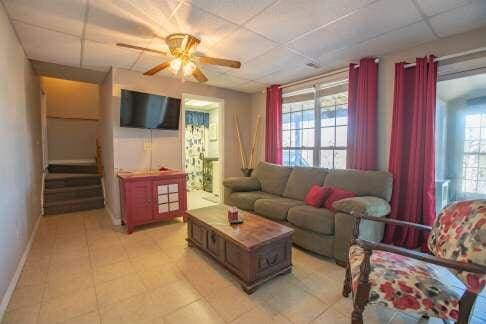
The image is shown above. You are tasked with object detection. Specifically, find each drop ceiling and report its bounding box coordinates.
[3,0,486,93]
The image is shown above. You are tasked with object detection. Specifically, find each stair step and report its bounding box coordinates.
[44,196,104,215]
[44,185,102,203]
[48,163,98,174]
[45,173,101,189]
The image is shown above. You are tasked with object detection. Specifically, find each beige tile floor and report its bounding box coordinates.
[3,208,485,324]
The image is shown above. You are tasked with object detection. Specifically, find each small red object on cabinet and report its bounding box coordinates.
[118,170,187,234]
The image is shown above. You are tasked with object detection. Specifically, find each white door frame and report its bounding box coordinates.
[40,90,48,171]
[181,93,225,201]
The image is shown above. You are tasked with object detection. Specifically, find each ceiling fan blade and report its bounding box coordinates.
[192,67,208,82]
[196,56,241,68]
[143,62,170,75]
[117,43,166,56]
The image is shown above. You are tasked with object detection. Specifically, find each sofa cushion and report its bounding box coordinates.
[255,162,292,196]
[304,185,332,208]
[229,191,278,211]
[223,177,261,192]
[254,198,305,221]
[283,167,328,200]
[323,169,393,201]
[287,205,335,235]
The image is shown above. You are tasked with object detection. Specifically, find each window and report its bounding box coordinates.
[462,113,486,195]
[282,87,348,168]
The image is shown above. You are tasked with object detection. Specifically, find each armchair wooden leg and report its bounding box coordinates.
[343,263,352,297]
[351,247,372,324]
[458,290,477,324]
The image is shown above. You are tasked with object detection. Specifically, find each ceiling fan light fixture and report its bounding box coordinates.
[169,58,182,73]
[183,61,196,76]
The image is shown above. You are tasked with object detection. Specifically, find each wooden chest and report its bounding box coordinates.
[186,205,294,293]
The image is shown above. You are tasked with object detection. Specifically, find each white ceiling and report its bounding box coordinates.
[3,0,486,93]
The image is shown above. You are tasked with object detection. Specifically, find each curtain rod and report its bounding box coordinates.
[404,46,486,68]
[279,58,379,90]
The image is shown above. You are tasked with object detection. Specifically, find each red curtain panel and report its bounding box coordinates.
[346,57,378,170]
[265,85,282,164]
[384,56,437,249]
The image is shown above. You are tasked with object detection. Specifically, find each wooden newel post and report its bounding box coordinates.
[343,213,362,297]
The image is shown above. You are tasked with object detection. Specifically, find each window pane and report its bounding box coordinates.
[465,127,480,140]
[478,181,486,194]
[282,113,291,130]
[291,149,313,166]
[464,141,480,153]
[302,101,314,111]
[290,112,302,129]
[479,168,486,181]
[480,155,486,168]
[463,180,477,193]
[334,150,346,169]
[466,114,481,128]
[302,109,314,128]
[282,130,291,147]
[282,104,291,114]
[303,128,315,147]
[291,129,301,147]
[283,150,290,166]
[464,154,478,168]
[335,126,347,147]
[335,105,348,126]
[464,167,478,180]
[321,127,335,147]
[320,149,333,168]
[321,108,335,127]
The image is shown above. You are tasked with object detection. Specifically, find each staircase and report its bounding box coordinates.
[44,163,104,215]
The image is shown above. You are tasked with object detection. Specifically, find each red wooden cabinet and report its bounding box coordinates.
[118,170,187,234]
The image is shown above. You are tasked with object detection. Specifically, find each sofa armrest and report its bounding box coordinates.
[332,196,391,218]
[223,177,261,192]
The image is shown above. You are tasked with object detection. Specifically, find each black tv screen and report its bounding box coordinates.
[120,89,181,130]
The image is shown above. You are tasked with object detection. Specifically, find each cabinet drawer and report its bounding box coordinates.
[207,230,224,260]
[190,221,207,248]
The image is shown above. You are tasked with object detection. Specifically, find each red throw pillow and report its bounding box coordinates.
[304,185,332,208]
[324,187,355,210]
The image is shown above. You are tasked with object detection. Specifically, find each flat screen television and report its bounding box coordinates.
[120,89,181,130]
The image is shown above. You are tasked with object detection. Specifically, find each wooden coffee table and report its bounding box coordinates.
[186,205,294,294]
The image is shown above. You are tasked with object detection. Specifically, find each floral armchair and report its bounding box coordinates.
[342,200,486,324]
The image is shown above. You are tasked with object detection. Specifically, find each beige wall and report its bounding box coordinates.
[41,77,100,119]
[251,92,266,165]
[0,5,42,312]
[251,26,486,171]
[41,77,100,161]
[99,68,253,221]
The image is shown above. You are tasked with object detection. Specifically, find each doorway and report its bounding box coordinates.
[181,94,224,210]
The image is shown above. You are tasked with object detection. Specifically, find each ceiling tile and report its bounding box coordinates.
[225,46,312,80]
[85,1,161,46]
[186,0,277,25]
[256,65,323,85]
[3,0,87,36]
[415,0,473,16]
[429,0,486,37]
[204,71,249,89]
[167,1,239,47]
[13,21,81,66]
[232,81,267,93]
[82,40,141,71]
[245,0,374,44]
[207,27,277,63]
[288,0,422,59]
[318,21,437,69]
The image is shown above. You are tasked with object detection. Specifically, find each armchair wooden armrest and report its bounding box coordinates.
[350,211,432,232]
[355,238,486,275]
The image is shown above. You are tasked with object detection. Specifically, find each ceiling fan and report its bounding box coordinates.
[117,33,241,83]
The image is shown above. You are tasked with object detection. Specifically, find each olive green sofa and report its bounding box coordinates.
[223,162,393,265]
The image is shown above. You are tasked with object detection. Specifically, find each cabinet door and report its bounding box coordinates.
[129,181,153,223]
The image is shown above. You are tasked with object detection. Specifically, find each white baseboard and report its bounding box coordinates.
[106,205,121,226]
[48,159,95,165]
[0,215,41,320]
